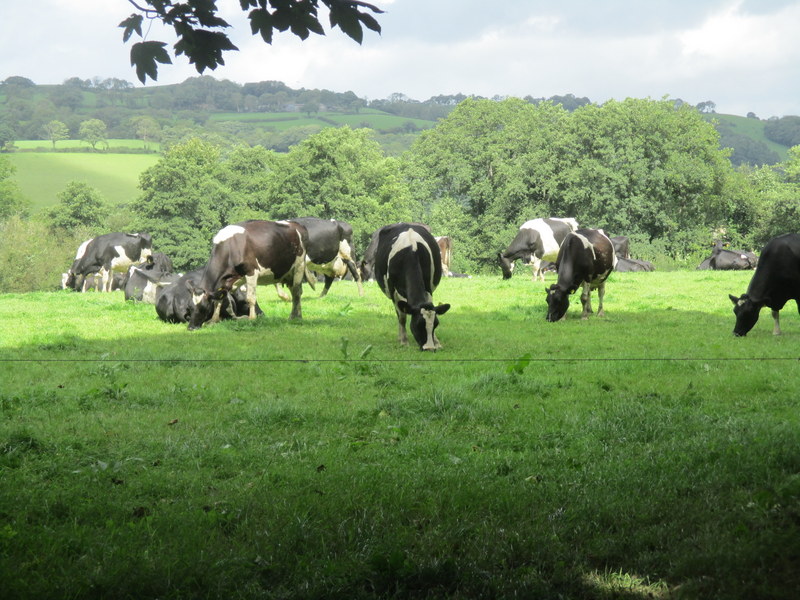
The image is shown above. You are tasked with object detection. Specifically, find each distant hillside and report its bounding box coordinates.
[705,113,791,166]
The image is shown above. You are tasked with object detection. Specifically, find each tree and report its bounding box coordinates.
[120,0,383,83]
[47,181,108,231]
[42,120,69,149]
[0,156,30,221]
[79,119,108,150]
[131,116,161,150]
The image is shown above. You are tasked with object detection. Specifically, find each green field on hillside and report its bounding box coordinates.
[13,139,160,151]
[7,150,160,210]
[209,109,437,132]
[708,113,790,161]
[1,271,799,599]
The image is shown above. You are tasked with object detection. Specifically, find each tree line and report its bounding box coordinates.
[2,96,800,292]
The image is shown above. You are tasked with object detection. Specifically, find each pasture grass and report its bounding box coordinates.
[2,271,800,599]
[7,151,160,211]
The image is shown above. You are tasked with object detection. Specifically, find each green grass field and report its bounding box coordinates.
[7,150,160,211]
[2,271,799,599]
[209,109,437,132]
[708,113,790,161]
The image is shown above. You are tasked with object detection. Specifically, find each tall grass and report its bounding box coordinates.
[2,271,799,599]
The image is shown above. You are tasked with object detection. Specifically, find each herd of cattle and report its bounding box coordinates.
[60,216,800,347]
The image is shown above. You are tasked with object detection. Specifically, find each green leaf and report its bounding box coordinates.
[130,41,172,84]
[119,14,143,42]
[506,353,532,375]
[249,8,275,43]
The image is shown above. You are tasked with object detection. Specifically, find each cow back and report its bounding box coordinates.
[375,223,442,302]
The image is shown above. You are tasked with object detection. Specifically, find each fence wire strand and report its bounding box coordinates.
[1,357,798,364]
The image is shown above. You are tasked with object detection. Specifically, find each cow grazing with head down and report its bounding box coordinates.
[499,218,579,281]
[360,222,432,282]
[64,232,152,292]
[545,228,617,322]
[729,233,800,337]
[374,223,450,351]
[185,220,308,330]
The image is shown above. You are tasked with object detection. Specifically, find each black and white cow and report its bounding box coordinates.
[288,217,362,297]
[374,223,450,350]
[156,269,261,323]
[64,232,152,292]
[360,222,432,282]
[545,228,617,321]
[125,267,181,303]
[185,220,308,330]
[615,257,655,272]
[610,235,630,259]
[698,241,758,270]
[729,233,800,336]
[499,217,579,281]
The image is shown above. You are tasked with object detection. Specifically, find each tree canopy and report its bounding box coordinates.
[121,0,383,83]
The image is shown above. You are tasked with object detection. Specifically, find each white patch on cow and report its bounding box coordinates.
[110,246,132,270]
[74,239,92,260]
[142,281,158,304]
[192,292,204,306]
[421,308,440,351]
[275,220,290,226]
[213,225,246,245]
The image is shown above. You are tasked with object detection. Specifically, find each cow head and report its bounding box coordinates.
[729,293,762,336]
[186,280,227,331]
[498,253,514,279]
[398,301,451,351]
[545,284,570,322]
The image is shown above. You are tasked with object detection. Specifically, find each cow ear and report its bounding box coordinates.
[397,300,412,314]
[213,288,228,301]
[185,278,196,292]
[728,294,739,305]
[435,303,451,315]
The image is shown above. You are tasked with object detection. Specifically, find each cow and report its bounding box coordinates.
[615,257,655,272]
[286,217,362,297]
[728,233,800,337]
[124,267,181,304]
[610,236,630,259]
[698,241,758,270]
[64,232,152,292]
[360,222,432,282]
[436,236,453,276]
[499,217,579,281]
[545,228,617,322]
[156,269,262,324]
[373,223,450,351]
[185,220,308,331]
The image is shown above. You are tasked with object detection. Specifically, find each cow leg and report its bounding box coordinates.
[346,259,364,296]
[395,307,409,346]
[530,256,543,281]
[319,275,334,298]
[100,268,112,292]
[596,282,607,317]
[211,300,223,323]
[274,284,290,301]
[580,283,593,319]
[245,274,260,319]
[772,309,782,335]
[288,259,305,320]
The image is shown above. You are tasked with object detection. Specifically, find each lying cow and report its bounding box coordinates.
[125,267,181,303]
[499,217,579,281]
[374,223,450,350]
[186,220,308,330]
[615,257,655,272]
[156,269,261,324]
[698,241,758,270]
[64,232,152,292]
[729,233,800,336]
[545,228,617,321]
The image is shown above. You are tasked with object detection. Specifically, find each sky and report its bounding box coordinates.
[2,0,800,117]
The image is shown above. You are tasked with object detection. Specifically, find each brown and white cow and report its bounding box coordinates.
[545,228,617,321]
[186,220,308,330]
[435,235,453,276]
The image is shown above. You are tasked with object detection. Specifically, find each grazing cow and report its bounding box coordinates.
[499,217,579,281]
[436,236,453,276]
[728,233,800,336]
[545,228,617,321]
[64,232,152,292]
[374,223,450,350]
[125,267,181,303]
[610,236,630,259]
[698,241,758,270]
[360,222,432,281]
[615,257,655,272]
[289,217,362,297]
[185,220,308,330]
